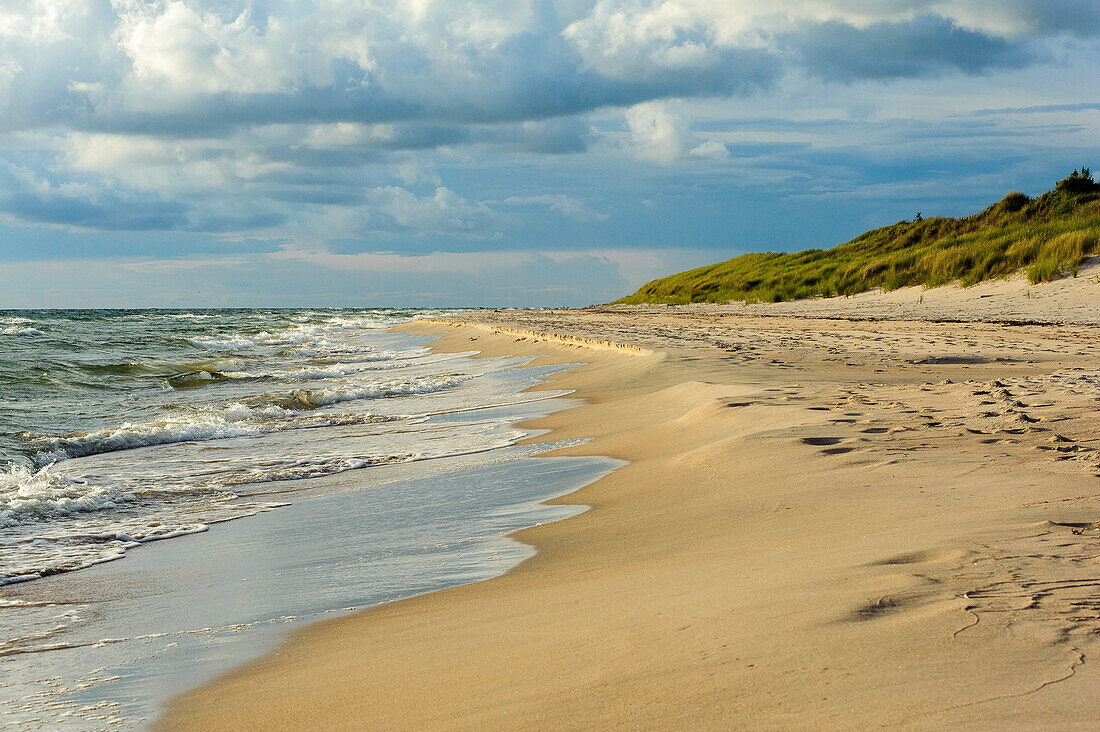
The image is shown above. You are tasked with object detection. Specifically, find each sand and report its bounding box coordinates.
[612,257,1100,326]
[160,279,1100,729]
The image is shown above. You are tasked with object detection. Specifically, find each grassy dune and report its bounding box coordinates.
[618,171,1100,305]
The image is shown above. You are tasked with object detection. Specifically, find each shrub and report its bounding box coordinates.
[1056,168,1100,195]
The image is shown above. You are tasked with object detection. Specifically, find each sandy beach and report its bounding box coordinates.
[161,279,1100,729]
[6,3,1097,728]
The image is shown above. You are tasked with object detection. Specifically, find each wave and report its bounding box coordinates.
[164,370,233,389]
[68,355,426,390]
[253,373,471,411]
[0,308,505,591]
[0,464,137,530]
[218,453,417,487]
[2,326,46,337]
[186,334,267,351]
[185,319,424,358]
[221,353,437,382]
[67,355,417,389]
[24,405,405,465]
[0,470,277,585]
[28,415,273,464]
[24,372,469,463]
[77,358,239,377]
[73,358,242,391]
[218,429,527,490]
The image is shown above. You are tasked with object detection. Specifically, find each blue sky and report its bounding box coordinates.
[1,0,1098,307]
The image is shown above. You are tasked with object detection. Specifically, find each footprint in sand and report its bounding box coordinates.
[800,437,843,446]
[868,548,969,566]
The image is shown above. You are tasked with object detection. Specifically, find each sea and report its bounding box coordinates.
[0,308,615,728]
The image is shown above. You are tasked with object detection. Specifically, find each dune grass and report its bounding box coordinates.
[617,171,1100,305]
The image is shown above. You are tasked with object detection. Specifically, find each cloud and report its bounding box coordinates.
[479,118,596,154]
[624,101,691,164]
[0,0,1096,310]
[945,0,1100,38]
[115,2,323,96]
[618,101,728,163]
[7,0,1081,143]
[967,102,1100,116]
[501,194,608,221]
[784,14,1034,81]
[688,139,729,160]
[363,186,506,236]
[120,256,249,273]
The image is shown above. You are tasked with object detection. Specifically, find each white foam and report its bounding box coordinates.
[187,318,433,359]
[0,464,137,530]
[24,368,457,464]
[268,373,471,410]
[31,415,272,464]
[222,353,425,381]
[187,334,266,351]
[25,402,410,464]
[1,326,46,336]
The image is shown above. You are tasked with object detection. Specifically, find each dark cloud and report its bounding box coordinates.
[786,15,1034,81]
[0,3,1079,144]
[0,168,287,234]
[968,101,1100,116]
[0,0,1092,249]
[1,191,190,232]
[470,117,594,154]
[265,188,365,205]
[1000,0,1100,36]
[51,43,780,139]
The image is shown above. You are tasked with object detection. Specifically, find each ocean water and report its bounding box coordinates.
[0,308,562,585]
[0,308,615,727]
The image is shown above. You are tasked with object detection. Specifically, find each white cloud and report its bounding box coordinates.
[501,194,608,221]
[689,139,729,160]
[624,101,690,164]
[0,57,21,112]
[0,0,87,42]
[120,256,249,273]
[112,2,331,97]
[303,123,395,149]
[366,186,504,236]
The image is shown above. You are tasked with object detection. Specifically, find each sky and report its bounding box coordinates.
[1,0,1098,307]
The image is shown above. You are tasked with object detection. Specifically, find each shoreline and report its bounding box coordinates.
[161,307,1100,729]
[1,325,616,728]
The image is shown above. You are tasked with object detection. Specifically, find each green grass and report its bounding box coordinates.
[617,171,1100,305]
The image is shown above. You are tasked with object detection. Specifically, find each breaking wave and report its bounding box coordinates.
[0,307,555,590]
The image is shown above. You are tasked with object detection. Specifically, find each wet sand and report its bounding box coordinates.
[162,283,1100,729]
